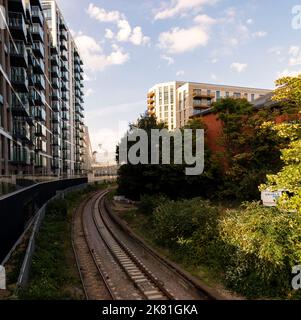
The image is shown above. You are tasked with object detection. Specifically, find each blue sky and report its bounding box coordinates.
[56,0,301,163]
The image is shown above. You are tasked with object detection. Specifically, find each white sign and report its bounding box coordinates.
[0,265,6,290]
[261,190,283,207]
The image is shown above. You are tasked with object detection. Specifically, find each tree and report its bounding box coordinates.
[260,74,301,213]
[212,98,284,201]
[116,113,219,200]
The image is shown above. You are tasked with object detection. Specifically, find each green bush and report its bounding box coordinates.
[220,202,301,298]
[138,194,168,215]
[153,199,219,259]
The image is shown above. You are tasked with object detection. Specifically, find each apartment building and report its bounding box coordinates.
[147,81,271,130]
[0,0,85,177]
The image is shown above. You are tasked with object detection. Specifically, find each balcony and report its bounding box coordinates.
[31,6,44,26]
[8,12,27,40]
[193,89,215,99]
[52,77,59,89]
[11,92,30,117]
[51,55,59,66]
[147,92,155,99]
[60,21,67,31]
[61,92,69,101]
[51,66,60,78]
[52,112,60,123]
[10,147,31,165]
[60,30,68,41]
[52,90,60,101]
[35,139,47,153]
[52,147,61,158]
[13,122,31,143]
[61,102,69,111]
[32,74,46,90]
[32,57,45,74]
[62,131,70,141]
[62,111,69,121]
[51,45,58,55]
[61,51,68,61]
[62,123,69,132]
[8,0,26,15]
[31,24,44,42]
[61,83,68,92]
[193,99,212,109]
[11,67,29,92]
[10,40,28,67]
[60,40,68,52]
[61,61,68,72]
[35,123,47,138]
[61,72,69,82]
[52,102,60,112]
[32,41,44,59]
[62,142,70,151]
[36,92,46,105]
[33,107,46,122]
[52,136,61,147]
[52,123,61,135]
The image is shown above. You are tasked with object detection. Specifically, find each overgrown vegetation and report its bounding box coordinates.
[18,183,106,300]
[124,196,301,299]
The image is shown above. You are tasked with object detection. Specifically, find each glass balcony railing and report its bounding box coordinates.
[8,12,27,39]
[9,40,28,66]
[31,6,44,25]
[32,41,45,58]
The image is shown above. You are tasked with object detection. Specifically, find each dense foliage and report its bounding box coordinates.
[117,114,221,200]
[260,75,301,213]
[212,98,285,201]
[137,196,301,298]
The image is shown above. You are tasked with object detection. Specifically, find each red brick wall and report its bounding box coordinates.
[201,113,225,153]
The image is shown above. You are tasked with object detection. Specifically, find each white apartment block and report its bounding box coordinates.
[147,81,271,130]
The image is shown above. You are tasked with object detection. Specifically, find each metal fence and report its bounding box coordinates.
[16,183,87,288]
[0,177,87,263]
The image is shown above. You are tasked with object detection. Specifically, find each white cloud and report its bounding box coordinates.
[73,32,129,71]
[154,0,216,20]
[161,54,175,65]
[252,31,267,38]
[87,3,150,46]
[246,18,253,25]
[289,46,301,66]
[176,70,185,76]
[85,88,94,97]
[211,58,219,64]
[277,68,301,78]
[87,3,123,23]
[230,62,248,73]
[158,14,216,54]
[130,27,151,46]
[105,28,114,39]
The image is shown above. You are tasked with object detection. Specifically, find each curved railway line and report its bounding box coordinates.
[72,190,222,300]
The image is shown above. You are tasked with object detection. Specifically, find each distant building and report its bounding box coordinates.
[147,81,271,130]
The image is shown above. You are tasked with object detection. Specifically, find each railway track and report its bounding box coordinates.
[72,190,220,300]
[72,191,115,300]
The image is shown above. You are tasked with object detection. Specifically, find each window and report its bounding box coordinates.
[225,92,230,97]
[207,89,211,95]
[164,86,169,104]
[170,87,174,103]
[216,91,221,100]
[234,92,241,98]
[251,94,255,101]
[244,93,248,99]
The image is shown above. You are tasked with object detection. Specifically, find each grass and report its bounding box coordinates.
[17,182,107,300]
